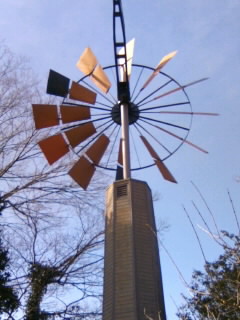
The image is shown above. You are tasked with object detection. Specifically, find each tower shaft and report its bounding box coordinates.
[120,103,131,179]
[103,179,166,320]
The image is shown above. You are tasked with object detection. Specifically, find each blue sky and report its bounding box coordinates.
[1,0,240,319]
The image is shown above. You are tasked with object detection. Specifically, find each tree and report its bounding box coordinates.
[0,42,106,319]
[0,233,19,315]
[3,210,104,320]
[0,40,105,219]
[177,231,240,319]
[177,187,240,320]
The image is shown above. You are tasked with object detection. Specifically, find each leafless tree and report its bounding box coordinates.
[3,207,104,320]
[0,42,106,319]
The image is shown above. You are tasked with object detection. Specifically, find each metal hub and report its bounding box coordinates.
[111,102,140,125]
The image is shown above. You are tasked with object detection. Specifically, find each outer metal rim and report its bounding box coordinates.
[70,63,193,172]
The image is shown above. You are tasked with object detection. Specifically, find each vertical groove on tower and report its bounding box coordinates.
[103,179,166,320]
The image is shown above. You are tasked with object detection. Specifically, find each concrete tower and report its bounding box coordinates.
[103,179,166,320]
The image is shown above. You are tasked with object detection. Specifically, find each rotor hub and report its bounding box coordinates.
[111,102,140,125]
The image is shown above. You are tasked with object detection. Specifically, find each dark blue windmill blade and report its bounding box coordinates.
[47,69,70,97]
[116,165,123,181]
[115,138,123,181]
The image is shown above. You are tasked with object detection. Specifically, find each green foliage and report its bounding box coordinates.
[0,234,19,315]
[177,231,240,320]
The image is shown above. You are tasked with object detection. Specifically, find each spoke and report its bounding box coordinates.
[147,78,208,103]
[95,119,113,130]
[130,127,142,168]
[104,68,118,104]
[140,118,208,153]
[109,91,118,104]
[131,67,145,102]
[153,111,219,116]
[134,123,142,135]
[140,101,190,112]
[77,121,114,155]
[91,112,111,117]
[61,116,112,131]
[111,67,117,87]
[108,123,120,139]
[139,115,190,131]
[82,79,115,106]
[106,125,121,167]
[96,100,114,109]
[141,111,218,116]
[136,79,173,106]
[62,101,110,112]
[136,122,171,154]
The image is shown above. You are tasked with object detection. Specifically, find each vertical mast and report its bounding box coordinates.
[113,0,131,179]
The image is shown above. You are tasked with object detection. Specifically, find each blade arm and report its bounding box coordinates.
[140,115,190,131]
[152,78,208,102]
[140,118,208,154]
[140,102,190,112]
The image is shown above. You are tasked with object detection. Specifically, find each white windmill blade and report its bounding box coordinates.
[91,65,112,93]
[142,50,177,90]
[76,47,111,93]
[118,38,135,81]
[76,47,98,75]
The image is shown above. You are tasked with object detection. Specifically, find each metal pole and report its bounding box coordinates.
[120,102,131,179]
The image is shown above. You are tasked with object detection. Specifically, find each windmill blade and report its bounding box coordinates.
[64,122,96,148]
[116,166,123,180]
[69,81,97,104]
[115,139,123,181]
[47,69,70,97]
[77,48,112,93]
[117,138,123,166]
[140,135,177,183]
[38,134,69,165]
[60,105,91,124]
[86,134,110,164]
[69,134,109,190]
[69,156,95,190]
[141,51,177,90]
[32,104,59,129]
[152,78,208,101]
[154,159,177,183]
[91,65,111,93]
[76,47,98,75]
[118,38,135,80]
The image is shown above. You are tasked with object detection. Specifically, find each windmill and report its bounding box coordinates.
[32,1,218,319]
